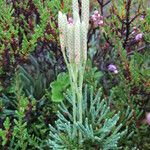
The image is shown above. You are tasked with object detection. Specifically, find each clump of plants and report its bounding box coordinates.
[48,0,126,149]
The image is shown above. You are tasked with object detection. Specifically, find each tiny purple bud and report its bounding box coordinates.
[135,33,143,41]
[123,30,127,34]
[108,64,118,74]
[140,15,145,21]
[146,113,150,125]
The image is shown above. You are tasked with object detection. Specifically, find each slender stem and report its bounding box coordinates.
[68,65,76,124]
[77,62,86,145]
[78,63,85,123]
[71,63,83,144]
[62,50,77,125]
[103,0,111,7]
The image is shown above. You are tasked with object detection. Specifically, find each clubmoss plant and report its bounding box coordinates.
[58,0,89,134]
[48,0,126,149]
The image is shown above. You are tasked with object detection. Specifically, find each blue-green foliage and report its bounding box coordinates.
[48,86,126,149]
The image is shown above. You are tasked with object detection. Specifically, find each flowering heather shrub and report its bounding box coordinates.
[0,0,70,91]
[48,0,127,149]
[88,0,150,148]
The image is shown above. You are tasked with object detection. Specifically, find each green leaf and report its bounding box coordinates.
[50,72,70,102]
[4,117,10,130]
[51,90,64,102]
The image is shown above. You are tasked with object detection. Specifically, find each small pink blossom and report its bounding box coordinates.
[91,10,104,27]
[135,33,143,41]
[146,113,150,125]
[108,64,118,74]
[91,15,97,21]
[123,30,127,34]
[94,10,99,15]
[98,20,104,26]
[140,14,145,21]
[68,17,74,25]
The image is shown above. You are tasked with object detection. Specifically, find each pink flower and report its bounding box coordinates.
[140,14,145,21]
[91,15,97,21]
[94,10,99,15]
[98,20,104,26]
[68,17,74,25]
[108,64,118,74]
[146,113,150,125]
[135,33,143,41]
[91,10,104,27]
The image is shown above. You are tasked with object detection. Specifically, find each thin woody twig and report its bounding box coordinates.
[103,0,111,7]
[123,0,132,48]
[127,44,150,55]
[129,13,142,24]
[97,0,104,15]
